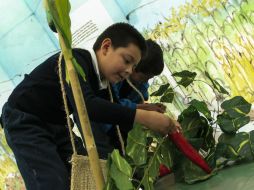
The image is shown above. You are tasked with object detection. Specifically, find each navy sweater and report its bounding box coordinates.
[7,49,136,127]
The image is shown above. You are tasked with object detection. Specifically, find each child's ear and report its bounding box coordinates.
[101,38,112,55]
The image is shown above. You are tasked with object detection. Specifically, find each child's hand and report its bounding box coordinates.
[156,115,182,135]
[136,103,166,113]
[168,118,182,133]
[135,110,182,135]
[154,103,166,112]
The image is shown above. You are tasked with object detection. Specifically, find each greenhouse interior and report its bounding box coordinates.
[0,0,254,189]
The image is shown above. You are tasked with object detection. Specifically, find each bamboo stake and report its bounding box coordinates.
[43,1,105,188]
[60,37,104,189]
[57,33,105,189]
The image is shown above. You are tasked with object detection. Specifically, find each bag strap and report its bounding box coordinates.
[58,53,77,155]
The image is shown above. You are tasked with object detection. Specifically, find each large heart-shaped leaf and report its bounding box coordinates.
[172,70,197,88]
[150,83,170,96]
[126,123,147,166]
[204,71,229,95]
[217,112,250,134]
[217,132,254,162]
[178,105,200,123]
[189,99,212,120]
[221,96,251,118]
[110,150,133,190]
[160,88,174,103]
[181,117,202,138]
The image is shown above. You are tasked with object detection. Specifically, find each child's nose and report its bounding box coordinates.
[125,65,133,75]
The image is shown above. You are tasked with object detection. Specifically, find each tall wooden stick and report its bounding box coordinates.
[58,33,105,189]
[43,1,105,188]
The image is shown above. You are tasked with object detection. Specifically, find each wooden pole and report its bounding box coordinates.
[43,1,105,187]
[58,33,105,190]
[58,33,105,189]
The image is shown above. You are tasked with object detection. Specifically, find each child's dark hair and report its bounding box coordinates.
[93,22,147,57]
[135,39,164,76]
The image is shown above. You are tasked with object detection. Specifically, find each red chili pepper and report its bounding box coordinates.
[168,132,212,174]
[159,164,171,177]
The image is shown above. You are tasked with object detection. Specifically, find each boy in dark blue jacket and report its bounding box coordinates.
[1,23,180,190]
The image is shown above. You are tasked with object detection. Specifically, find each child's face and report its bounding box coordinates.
[98,38,142,84]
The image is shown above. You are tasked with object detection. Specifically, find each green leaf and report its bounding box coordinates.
[249,130,254,155]
[72,57,86,81]
[187,138,204,150]
[126,124,148,166]
[221,96,251,118]
[150,83,170,96]
[178,105,200,123]
[182,159,214,184]
[179,105,215,151]
[199,122,215,151]
[160,88,174,103]
[110,164,133,190]
[189,99,212,120]
[142,174,154,190]
[103,178,117,190]
[141,150,164,190]
[44,4,57,32]
[172,70,197,87]
[218,132,254,162]
[217,112,250,134]
[205,148,216,169]
[181,117,202,138]
[111,150,132,176]
[110,150,133,190]
[159,139,174,168]
[46,0,72,48]
[204,71,229,95]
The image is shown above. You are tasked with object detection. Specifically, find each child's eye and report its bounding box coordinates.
[124,57,131,64]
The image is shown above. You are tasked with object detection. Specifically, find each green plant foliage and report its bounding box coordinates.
[107,150,133,190]
[45,0,86,82]
[72,57,86,82]
[150,83,170,96]
[126,123,148,166]
[160,88,174,103]
[217,96,251,134]
[107,0,254,187]
[189,99,212,120]
[204,71,229,95]
[182,159,215,184]
[221,96,252,118]
[172,71,197,88]
[178,105,215,151]
[178,105,200,122]
[106,124,174,189]
[45,0,72,48]
[139,137,174,190]
[217,112,250,134]
[217,132,254,162]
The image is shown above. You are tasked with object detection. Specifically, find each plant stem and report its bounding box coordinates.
[136,138,166,190]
